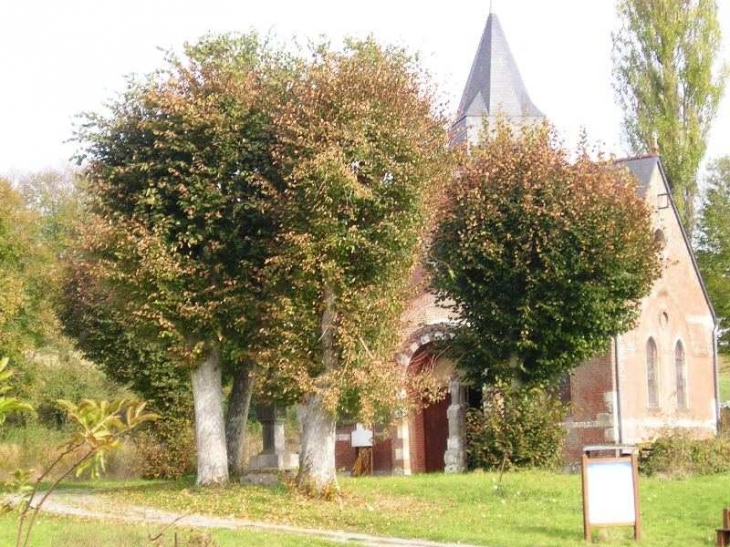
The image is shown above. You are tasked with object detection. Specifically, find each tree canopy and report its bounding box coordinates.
[75,34,294,364]
[72,33,452,490]
[612,0,727,232]
[0,178,59,360]
[255,39,450,417]
[429,123,662,386]
[252,39,451,490]
[696,156,730,350]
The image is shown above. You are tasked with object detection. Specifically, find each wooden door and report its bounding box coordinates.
[423,394,450,473]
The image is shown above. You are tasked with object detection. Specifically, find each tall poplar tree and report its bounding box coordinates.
[613,0,726,232]
[696,156,730,350]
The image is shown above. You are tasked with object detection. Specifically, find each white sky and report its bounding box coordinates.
[1,0,728,177]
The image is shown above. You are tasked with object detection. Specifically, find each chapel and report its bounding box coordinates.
[331,8,720,473]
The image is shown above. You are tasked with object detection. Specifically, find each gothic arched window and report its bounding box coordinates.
[675,341,687,410]
[647,338,659,409]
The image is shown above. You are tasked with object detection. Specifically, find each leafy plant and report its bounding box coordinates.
[613,0,727,232]
[71,32,298,486]
[466,383,568,472]
[430,122,661,386]
[0,358,33,426]
[256,37,451,493]
[639,432,730,477]
[14,398,158,547]
[136,415,196,479]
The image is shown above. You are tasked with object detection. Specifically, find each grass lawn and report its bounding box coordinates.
[720,354,730,403]
[79,470,730,547]
[0,513,337,546]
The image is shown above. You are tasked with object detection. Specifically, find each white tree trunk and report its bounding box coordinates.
[297,393,337,491]
[297,284,338,492]
[191,347,229,486]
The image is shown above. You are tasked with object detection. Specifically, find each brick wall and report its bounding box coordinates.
[564,349,616,461]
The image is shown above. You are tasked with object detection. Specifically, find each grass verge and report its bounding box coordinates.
[0,513,337,546]
[82,471,730,547]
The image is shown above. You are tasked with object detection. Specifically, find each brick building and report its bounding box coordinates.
[333,9,719,474]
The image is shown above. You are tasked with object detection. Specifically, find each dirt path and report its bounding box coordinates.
[33,491,484,547]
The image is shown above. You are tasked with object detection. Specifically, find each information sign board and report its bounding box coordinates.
[581,451,640,540]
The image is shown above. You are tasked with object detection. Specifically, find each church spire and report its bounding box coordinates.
[451,10,544,145]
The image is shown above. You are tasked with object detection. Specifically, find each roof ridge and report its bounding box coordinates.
[616,153,660,163]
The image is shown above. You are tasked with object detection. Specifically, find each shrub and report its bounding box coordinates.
[466,383,568,471]
[639,432,730,477]
[11,349,125,428]
[136,416,196,480]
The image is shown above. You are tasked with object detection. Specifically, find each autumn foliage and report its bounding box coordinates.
[255,39,451,422]
[430,123,661,385]
[71,33,452,489]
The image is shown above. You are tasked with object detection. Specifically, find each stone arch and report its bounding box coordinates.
[391,322,466,475]
[395,323,456,368]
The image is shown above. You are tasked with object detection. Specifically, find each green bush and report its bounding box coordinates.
[136,416,196,480]
[639,432,730,477]
[11,349,125,428]
[466,383,568,471]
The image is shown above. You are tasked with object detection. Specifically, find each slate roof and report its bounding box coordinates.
[617,155,658,198]
[455,13,544,123]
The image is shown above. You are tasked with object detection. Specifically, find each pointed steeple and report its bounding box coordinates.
[451,11,544,145]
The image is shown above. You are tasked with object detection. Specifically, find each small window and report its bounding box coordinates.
[676,341,687,410]
[647,338,659,409]
[660,311,669,328]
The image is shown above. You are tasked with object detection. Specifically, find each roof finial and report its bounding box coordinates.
[490,0,494,13]
[650,131,660,155]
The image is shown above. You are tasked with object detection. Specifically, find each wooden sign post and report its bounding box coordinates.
[581,446,641,541]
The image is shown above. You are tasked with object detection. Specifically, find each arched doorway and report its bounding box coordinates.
[407,344,456,473]
[390,324,468,475]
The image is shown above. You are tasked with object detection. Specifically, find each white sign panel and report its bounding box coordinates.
[585,460,636,525]
[350,423,373,447]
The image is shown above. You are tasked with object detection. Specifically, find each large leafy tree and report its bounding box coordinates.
[75,33,294,486]
[0,178,58,360]
[696,156,730,350]
[430,123,661,386]
[60,231,195,476]
[612,0,727,233]
[256,39,451,492]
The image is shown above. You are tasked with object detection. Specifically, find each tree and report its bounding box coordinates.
[60,241,196,476]
[256,39,451,492]
[16,169,82,256]
[0,178,58,360]
[75,33,294,485]
[429,123,661,386]
[696,156,730,350]
[613,0,727,233]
